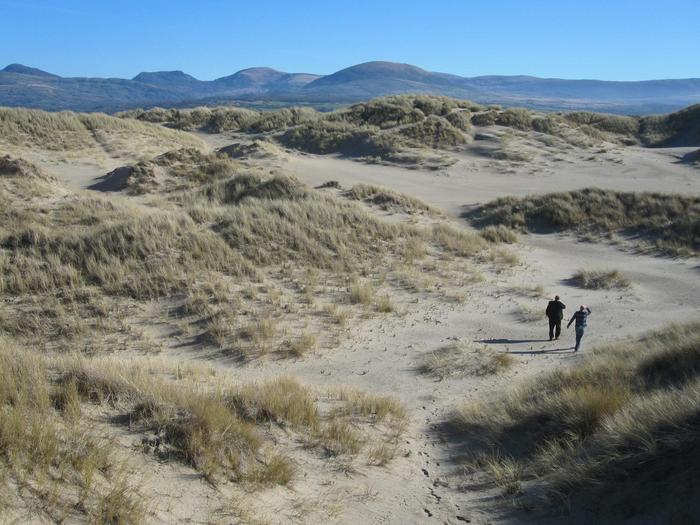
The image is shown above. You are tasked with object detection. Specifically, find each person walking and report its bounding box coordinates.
[567,305,592,352]
[545,295,566,341]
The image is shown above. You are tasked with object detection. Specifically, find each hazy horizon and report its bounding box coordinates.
[2,0,699,81]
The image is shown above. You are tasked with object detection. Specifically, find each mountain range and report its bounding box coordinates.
[2,61,699,114]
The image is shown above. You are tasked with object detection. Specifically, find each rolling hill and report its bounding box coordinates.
[1,61,699,114]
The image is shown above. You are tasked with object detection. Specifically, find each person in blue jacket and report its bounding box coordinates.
[567,305,592,352]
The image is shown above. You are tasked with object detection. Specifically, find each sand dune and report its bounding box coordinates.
[2,103,699,524]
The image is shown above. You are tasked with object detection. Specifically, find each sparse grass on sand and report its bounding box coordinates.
[418,342,514,380]
[471,188,700,256]
[447,321,700,522]
[571,268,631,290]
[0,336,408,521]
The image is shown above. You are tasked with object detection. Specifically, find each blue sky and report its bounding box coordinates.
[2,0,698,80]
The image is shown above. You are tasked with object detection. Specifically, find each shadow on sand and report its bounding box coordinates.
[506,347,575,355]
[477,338,549,344]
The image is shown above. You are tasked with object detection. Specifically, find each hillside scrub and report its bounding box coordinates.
[119,105,319,133]
[637,103,700,146]
[447,321,700,521]
[117,97,700,151]
[470,188,700,255]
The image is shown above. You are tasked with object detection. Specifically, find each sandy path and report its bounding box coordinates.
[200,233,698,523]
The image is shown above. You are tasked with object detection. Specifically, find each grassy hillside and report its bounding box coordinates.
[0,107,203,157]
[1,149,505,356]
[470,188,700,255]
[447,322,700,522]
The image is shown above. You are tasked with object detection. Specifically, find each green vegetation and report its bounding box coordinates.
[447,322,700,521]
[118,106,259,132]
[119,95,478,169]
[471,188,700,255]
[571,269,631,290]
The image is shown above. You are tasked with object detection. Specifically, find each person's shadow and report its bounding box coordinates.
[477,338,549,344]
[506,347,575,355]
[476,338,575,354]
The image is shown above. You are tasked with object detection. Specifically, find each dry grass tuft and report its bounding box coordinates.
[349,280,374,305]
[346,183,438,216]
[571,268,631,289]
[287,332,317,357]
[480,225,517,244]
[376,294,395,313]
[418,343,514,380]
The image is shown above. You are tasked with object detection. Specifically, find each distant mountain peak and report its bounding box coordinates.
[213,67,287,88]
[132,70,200,83]
[1,60,699,114]
[327,61,430,79]
[3,63,58,78]
[237,67,283,74]
[305,60,459,91]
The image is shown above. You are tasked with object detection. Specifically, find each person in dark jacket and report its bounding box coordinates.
[567,305,592,352]
[545,295,566,341]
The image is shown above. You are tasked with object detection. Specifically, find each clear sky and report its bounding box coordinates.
[2,0,698,81]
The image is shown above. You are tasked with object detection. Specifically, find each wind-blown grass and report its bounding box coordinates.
[470,188,700,255]
[0,107,203,155]
[345,183,438,215]
[447,322,700,521]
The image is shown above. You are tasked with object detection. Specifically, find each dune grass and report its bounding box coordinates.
[1,152,495,361]
[100,148,239,194]
[470,188,700,256]
[447,321,700,521]
[0,334,410,521]
[0,107,203,156]
[0,339,144,523]
[345,183,438,215]
[418,343,514,380]
[571,269,631,290]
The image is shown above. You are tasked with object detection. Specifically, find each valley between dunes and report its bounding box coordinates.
[2,100,699,524]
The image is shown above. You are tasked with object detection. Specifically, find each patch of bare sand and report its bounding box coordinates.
[281,145,700,216]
